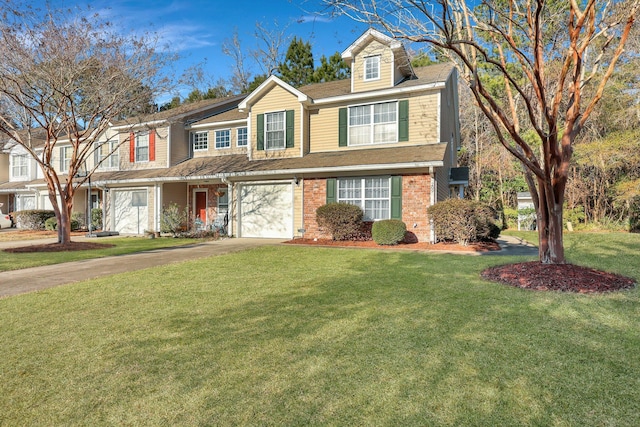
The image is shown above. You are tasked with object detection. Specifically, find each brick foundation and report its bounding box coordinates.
[302,174,432,242]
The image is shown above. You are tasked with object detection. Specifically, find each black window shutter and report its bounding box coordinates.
[390,176,402,219]
[398,100,409,142]
[257,114,264,150]
[326,178,337,204]
[338,108,347,147]
[286,110,295,148]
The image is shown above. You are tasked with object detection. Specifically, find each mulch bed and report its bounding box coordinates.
[285,238,500,252]
[4,241,115,253]
[482,262,636,293]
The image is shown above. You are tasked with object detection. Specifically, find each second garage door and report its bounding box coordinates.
[239,183,293,238]
[113,189,148,234]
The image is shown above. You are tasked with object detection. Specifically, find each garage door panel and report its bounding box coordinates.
[113,190,148,234]
[240,184,293,238]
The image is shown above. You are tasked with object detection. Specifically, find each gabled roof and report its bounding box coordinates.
[111,94,247,129]
[341,28,414,79]
[238,75,308,111]
[341,29,402,59]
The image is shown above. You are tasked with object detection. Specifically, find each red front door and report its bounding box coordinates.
[195,191,207,223]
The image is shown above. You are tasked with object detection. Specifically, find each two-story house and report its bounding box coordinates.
[1,29,465,242]
[90,29,463,242]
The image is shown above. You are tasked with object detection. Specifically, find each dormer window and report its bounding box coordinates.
[364,55,380,81]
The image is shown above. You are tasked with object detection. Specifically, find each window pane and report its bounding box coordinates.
[237,127,247,146]
[193,132,208,150]
[265,112,285,149]
[215,130,230,149]
[349,105,370,126]
[374,102,396,123]
[374,123,396,143]
[136,133,149,162]
[365,56,380,80]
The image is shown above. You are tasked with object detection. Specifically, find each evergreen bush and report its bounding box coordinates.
[427,199,499,245]
[372,220,407,245]
[316,203,363,241]
[13,210,55,230]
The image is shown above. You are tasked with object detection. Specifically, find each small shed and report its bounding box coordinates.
[517,192,536,230]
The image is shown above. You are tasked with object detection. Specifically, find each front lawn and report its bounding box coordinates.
[0,237,201,272]
[0,233,638,425]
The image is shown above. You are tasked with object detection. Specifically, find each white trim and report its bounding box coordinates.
[214,129,231,150]
[187,118,247,130]
[264,111,286,151]
[346,100,399,147]
[111,119,165,131]
[166,125,171,168]
[236,126,248,148]
[363,55,381,82]
[91,161,444,186]
[341,29,400,60]
[311,82,446,105]
[191,130,209,151]
[239,75,308,111]
[299,104,304,158]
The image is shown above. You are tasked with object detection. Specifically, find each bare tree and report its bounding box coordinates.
[327,0,638,263]
[222,29,253,94]
[250,21,290,76]
[0,3,171,244]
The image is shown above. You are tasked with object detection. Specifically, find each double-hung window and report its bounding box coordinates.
[59,146,72,172]
[265,112,285,150]
[215,129,230,149]
[11,154,28,178]
[364,55,380,81]
[237,127,248,147]
[95,141,119,169]
[338,177,390,221]
[349,102,397,145]
[192,131,208,151]
[135,133,149,162]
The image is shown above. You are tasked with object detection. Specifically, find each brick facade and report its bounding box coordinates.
[186,184,227,227]
[302,174,432,242]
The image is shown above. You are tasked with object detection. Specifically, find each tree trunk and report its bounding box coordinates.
[536,179,566,264]
[57,201,73,244]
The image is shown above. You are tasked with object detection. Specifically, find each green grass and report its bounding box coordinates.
[1,233,639,425]
[0,237,201,272]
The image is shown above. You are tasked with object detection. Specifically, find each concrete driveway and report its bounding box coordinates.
[0,238,283,298]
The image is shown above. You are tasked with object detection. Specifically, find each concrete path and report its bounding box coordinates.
[0,233,538,299]
[0,238,283,298]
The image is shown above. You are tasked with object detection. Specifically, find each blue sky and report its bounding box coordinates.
[60,0,370,100]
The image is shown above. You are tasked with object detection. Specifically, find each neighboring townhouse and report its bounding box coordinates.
[0,150,9,209]
[97,28,464,242]
[0,29,467,242]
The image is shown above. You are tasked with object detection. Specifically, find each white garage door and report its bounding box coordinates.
[239,183,293,238]
[113,190,148,234]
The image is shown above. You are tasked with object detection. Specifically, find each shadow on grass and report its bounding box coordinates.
[92,248,640,426]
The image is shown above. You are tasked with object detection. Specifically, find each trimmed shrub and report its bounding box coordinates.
[91,208,102,231]
[13,210,55,230]
[43,216,81,231]
[427,199,499,245]
[372,219,407,245]
[316,203,363,241]
[160,203,188,237]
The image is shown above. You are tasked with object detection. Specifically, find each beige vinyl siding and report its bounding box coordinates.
[192,125,248,158]
[436,142,453,202]
[250,85,301,159]
[439,71,460,159]
[171,125,190,166]
[309,92,441,153]
[163,182,188,207]
[0,154,8,181]
[117,127,169,170]
[352,40,394,92]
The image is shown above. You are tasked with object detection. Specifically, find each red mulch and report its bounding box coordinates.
[482,262,636,293]
[4,241,115,253]
[284,238,500,252]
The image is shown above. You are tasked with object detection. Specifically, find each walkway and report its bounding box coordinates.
[0,237,283,298]
[0,234,537,299]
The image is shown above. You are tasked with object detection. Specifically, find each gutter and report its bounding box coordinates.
[310,82,446,106]
[90,160,445,186]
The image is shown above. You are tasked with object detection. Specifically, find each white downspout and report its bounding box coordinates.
[155,183,162,232]
[221,174,232,236]
[430,167,436,244]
